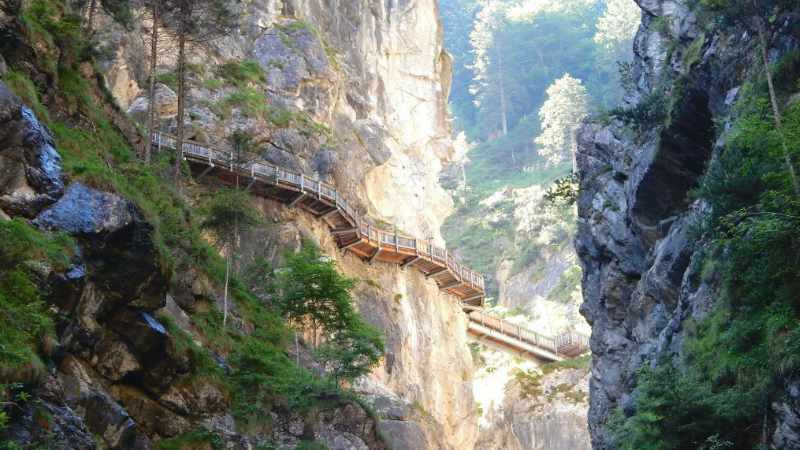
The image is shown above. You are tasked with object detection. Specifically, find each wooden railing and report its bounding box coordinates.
[152,131,485,291]
[468,309,590,358]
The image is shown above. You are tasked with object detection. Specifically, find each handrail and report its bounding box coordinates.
[468,310,589,357]
[153,131,486,292]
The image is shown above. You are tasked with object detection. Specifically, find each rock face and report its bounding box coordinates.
[240,200,479,450]
[0,83,63,218]
[94,0,475,448]
[575,1,800,448]
[100,0,456,244]
[472,348,590,450]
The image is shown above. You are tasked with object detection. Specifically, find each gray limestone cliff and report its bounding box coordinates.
[575,0,800,448]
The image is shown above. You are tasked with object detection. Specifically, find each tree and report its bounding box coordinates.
[162,0,238,185]
[144,0,160,164]
[593,0,640,64]
[273,244,384,384]
[315,319,385,384]
[535,73,589,171]
[700,0,800,196]
[201,187,261,327]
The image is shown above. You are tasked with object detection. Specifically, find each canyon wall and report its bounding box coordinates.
[0,0,478,448]
[576,0,800,448]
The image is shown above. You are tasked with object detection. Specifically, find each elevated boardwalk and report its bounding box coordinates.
[154,132,590,362]
[465,308,589,362]
[153,132,485,306]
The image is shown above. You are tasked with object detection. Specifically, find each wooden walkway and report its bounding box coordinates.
[154,132,590,361]
[153,132,486,307]
[465,308,589,362]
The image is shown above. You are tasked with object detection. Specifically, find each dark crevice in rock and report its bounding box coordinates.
[631,87,713,232]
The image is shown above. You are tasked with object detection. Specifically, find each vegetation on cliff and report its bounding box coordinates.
[0,0,384,446]
[611,3,800,448]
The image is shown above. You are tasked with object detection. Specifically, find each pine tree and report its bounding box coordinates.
[535,74,589,171]
[162,0,239,186]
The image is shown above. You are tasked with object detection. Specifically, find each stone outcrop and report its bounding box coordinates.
[575,0,800,448]
[238,198,479,450]
[0,83,63,218]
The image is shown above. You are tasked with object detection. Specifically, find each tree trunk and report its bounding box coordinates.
[87,0,97,33]
[295,331,300,366]
[497,45,509,138]
[223,248,230,327]
[145,2,159,165]
[754,9,800,197]
[174,30,187,186]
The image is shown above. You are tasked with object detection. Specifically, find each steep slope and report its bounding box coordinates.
[576,0,800,448]
[0,0,478,449]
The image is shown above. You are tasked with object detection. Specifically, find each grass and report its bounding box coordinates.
[156,427,223,450]
[0,219,75,383]
[216,59,266,87]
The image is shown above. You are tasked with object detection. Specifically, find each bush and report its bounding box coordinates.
[273,243,384,384]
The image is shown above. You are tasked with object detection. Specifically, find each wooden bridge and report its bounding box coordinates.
[153,132,485,306]
[465,307,589,362]
[153,132,590,361]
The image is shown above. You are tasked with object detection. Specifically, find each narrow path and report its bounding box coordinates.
[153,132,589,361]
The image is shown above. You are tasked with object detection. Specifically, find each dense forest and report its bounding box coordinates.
[440,0,640,301]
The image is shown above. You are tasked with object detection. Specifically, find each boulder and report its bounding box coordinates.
[108,309,168,364]
[91,336,142,382]
[0,81,64,217]
[34,183,166,310]
[2,374,97,449]
[773,379,800,450]
[111,384,191,438]
[159,377,229,416]
[375,420,428,450]
[311,149,337,177]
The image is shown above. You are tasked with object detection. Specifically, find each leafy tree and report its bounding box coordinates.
[201,188,261,327]
[315,319,385,384]
[535,73,589,171]
[273,244,384,384]
[593,0,640,65]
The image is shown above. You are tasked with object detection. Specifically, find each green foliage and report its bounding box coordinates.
[543,174,579,206]
[615,52,800,450]
[0,220,74,383]
[609,91,668,130]
[273,243,384,383]
[201,188,262,246]
[1,71,50,122]
[156,427,223,450]
[545,265,582,303]
[294,441,329,450]
[216,60,267,87]
[216,87,268,118]
[156,72,179,90]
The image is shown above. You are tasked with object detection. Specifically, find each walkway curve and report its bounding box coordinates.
[154,132,590,361]
[152,131,486,306]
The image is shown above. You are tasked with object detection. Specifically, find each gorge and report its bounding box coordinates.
[1,0,800,449]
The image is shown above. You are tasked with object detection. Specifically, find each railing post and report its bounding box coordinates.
[394,226,399,253]
[300,173,304,192]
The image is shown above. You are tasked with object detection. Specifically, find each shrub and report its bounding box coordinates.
[0,219,74,382]
[273,243,384,385]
